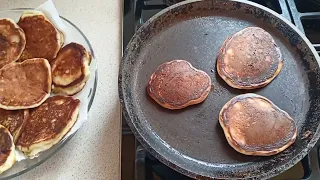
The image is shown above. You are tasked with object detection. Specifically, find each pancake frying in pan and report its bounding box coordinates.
[119,0,320,179]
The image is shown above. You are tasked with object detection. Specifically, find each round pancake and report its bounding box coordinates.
[147,60,212,110]
[0,125,15,174]
[52,79,89,96]
[16,96,80,158]
[219,93,297,156]
[217,27,283,89]
[0,18,26,69]
[0,109,29,143]
[17,10,64,62]
[0,58,51,110]
[51,42,91,95]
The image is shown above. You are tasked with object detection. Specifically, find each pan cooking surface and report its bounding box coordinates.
[120,0,320,179]
[134,15,307,163]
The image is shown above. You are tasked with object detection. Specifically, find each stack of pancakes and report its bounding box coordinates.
[0,10,91,173]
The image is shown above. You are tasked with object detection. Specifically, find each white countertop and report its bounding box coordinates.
[1,0,122,179]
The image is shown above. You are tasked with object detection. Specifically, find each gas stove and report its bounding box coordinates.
[122,0,320,179]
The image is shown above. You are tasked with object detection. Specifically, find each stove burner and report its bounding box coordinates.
[122,0,320,179]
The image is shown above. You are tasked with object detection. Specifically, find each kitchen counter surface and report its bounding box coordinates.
[1,0,122,179]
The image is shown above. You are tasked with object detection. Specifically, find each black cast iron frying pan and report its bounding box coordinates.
[119,0,320,179]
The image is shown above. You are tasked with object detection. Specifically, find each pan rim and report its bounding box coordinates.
[119,0,320,179]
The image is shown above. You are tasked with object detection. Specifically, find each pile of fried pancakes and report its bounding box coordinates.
[0,10,91,173]
[147,27,297,157]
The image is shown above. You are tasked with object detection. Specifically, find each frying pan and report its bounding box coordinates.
[119,0,320,179]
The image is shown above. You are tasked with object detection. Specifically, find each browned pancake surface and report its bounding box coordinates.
[147,60,211,109]
[17,96,80,148]
[217,27,282,89]
[0,19,26,69]
[0,109,28,142]
[219,93,297,156]
[0,126,13,166]
[52,42,91,87]
[18,14,60,62]
[0,58,51,108]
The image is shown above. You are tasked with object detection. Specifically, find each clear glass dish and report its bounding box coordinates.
[0,9,98,180]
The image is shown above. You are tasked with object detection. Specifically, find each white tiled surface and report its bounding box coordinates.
[1,0,122,179]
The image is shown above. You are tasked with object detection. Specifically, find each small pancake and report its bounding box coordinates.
[219,93,297,156]
[0,109,29,143]
[0,125,15,174]
[217,27,283,89]
[0,18,26,69]
[147,60,212,110]
[16,96,80,158]
[0,58,51,110]
[53,80,88,96]
[17,10,64,62]
[51,42,91,95]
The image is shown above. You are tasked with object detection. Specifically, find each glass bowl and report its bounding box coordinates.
[0,9,98,179]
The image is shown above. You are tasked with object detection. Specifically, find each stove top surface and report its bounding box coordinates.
[122,0,320,179]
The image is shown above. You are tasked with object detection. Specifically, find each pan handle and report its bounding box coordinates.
[135,145,146,180]
[279,155,311,180]
[301,154,312,180]
[318,145,320,169]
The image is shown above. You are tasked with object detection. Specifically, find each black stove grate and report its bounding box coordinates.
[286,0,320,52]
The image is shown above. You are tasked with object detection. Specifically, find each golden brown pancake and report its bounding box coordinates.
[0,125,15,174]
[0,109,29,143]
[17,10,64,62]
[0,18,26,69]
[217,27,283,89]
[219,93,297,156]
[16,96,80,158]
[0,58,51,110]
[51,42,91,95]
[147,60,212,110]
